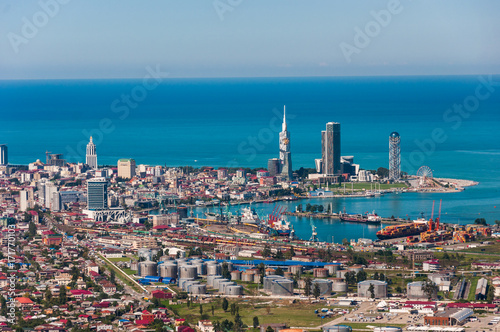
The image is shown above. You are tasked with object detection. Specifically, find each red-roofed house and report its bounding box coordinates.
[141,310,155,324]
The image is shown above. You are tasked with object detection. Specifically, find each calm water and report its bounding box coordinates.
[1,76,499,241]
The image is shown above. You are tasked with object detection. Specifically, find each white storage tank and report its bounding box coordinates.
[159,263,178,279]
[193,262,207,275]
[241,271,255,282]
[179,265,198,279]
[190,284,207,295]
[332,280,348,293]
[219,281,235,293]
[357,280,387,298]
[373,328,402,332]
[225,285,243,296]
[271,279,293,296]
[264,275,286,290]
[207,263,221,276]
[213,278,229,289]
[325,264,339,275]
[207,275,223,287]
[323,325,352,332]
[230,270,242,280]
[312,279,332,296]
[139,260,157,277]
[178,278,195,289]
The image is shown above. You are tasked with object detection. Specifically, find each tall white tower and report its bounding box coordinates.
[279,106,293,180]
[389,132,401,181]
[86,137,98,169]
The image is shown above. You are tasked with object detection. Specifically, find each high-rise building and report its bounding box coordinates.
[389,132,401,181]
[267,158,281,177]
[20,190,29,212]
[117,159,136,179]
[86,136,98,169]
[44,182,58,209]
[279,106,293,180]
[87,177,108,210]
[0,144,7,165]
[321,122,341,175]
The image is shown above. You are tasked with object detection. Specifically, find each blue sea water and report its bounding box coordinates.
[1,75,500,241]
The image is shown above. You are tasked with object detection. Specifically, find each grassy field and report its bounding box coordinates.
[98,254,142,292]
[108,257,131,262]
[122,268,137,275]
[462,242,500,254]
[168,299,339,328]
[467,277,480,302]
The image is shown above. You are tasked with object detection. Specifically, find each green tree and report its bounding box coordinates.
[234,312,243,332]
[221,319,234,332]
[474,218,487,226]
[422,281,437,300]
[344,271,357,285]
[487,284,495,303]
[376,167,389,178]
[313,283,321,299]
[199,304,203,315]
[275,267,284,276]
[59,286,67,304]
[317,205,324,213]
[212,305,215,316]
[253,316,259,328]
[305,203,312,212]
[28,221,37,238]
[222,262,231,279]
[373,272,379,280]
[222,298,229,312]
[266,326,275,332]
[284,247,295,260]
[368,283,375,298]
[261,246,271,258]
[304,276,312,297]
[356,271,367,283]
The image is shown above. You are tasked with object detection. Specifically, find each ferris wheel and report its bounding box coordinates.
[417,165,433,179]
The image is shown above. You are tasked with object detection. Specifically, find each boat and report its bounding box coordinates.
[339,211,381,224]
[376,218,428,240]
[240,207,261,224]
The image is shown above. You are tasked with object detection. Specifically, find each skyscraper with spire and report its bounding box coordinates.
[86,137,97,169]
[279,106,293,180]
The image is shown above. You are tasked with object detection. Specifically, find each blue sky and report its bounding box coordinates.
[1,0,500,79]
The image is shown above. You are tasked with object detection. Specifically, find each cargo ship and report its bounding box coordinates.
[376,218,428,240]
[266,205,292,237]
[339,211,381,224]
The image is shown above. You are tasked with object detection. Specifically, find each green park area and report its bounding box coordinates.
[167,298,340,328]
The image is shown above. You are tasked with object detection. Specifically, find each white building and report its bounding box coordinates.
[86,137,98,169]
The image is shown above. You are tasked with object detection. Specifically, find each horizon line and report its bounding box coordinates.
[1,73,500,82]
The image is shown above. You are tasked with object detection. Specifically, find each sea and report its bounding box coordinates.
[1,75,500,242]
